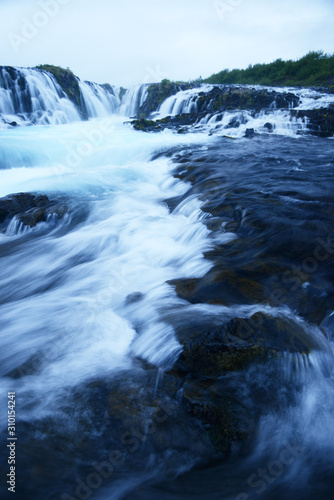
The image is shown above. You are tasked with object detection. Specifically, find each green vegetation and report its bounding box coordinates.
[203,51,334,89]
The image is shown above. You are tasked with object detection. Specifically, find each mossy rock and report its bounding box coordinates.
[182,379,253,453]
[136,80,195,119]
[180,339,269,377]
[130,118,161,131]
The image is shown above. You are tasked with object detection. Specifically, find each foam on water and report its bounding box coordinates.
[0,116,216,423]
[155,84,333,138]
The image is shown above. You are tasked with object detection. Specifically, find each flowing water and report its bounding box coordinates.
[0,72,333,500]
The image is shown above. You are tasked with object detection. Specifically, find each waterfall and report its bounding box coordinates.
[0,66,122,127]
[78,80,120,118]
[0,67,150,126]
[0,66,81,126]
[120,84,149,117]
[157,85,214,118]
[1,68,332,136]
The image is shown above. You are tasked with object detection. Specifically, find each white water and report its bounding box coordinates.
[247,83,334,110]
[0,67,81,126]
[78,80,120,117]
[196,109,309,138]
[0,117,216,424]
[157,85,214,118]
[120,84,150,117]
[1,68,332,140]
[155,84,334,138]
[0,67,123,128]
[1,87,334,498]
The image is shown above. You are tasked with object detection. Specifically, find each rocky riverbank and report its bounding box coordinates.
[131,82,334,137]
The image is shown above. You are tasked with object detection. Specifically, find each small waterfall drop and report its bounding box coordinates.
[78,80,120,118]
[0,66,81,126]
[157,85,214,118]
[120,84,149,117]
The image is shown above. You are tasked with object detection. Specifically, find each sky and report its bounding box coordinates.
[0,0,333,87]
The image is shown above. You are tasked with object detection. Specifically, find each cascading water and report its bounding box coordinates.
[155,84,334,137]
[0,66,81,126]
[0,66,126,128]
[78,80,120,118]
[157,85,214,118]
[0,72,333,500]
[120,84,150,117]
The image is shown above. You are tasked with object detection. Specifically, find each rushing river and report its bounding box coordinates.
[0,89,334,500]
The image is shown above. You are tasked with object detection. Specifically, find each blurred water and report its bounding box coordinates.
[0,117,333,500]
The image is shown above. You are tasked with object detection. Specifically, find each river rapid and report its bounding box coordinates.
[0,79,333,500]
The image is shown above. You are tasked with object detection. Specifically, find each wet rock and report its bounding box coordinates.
[177,332,269,378]
[105,368,253,457]
[291,105,334,137]
[182,378,251,453]
[264,122,273,131]
[0,193,68,231]
[224,314,320,352]
[227,117,241,128]
[194,86,299,114]
[168,269,267,307]
[0,193,48,224]
[136,80,193,119]
[125,292,144,305]
[130,118,162,131]
[244,128,255,138]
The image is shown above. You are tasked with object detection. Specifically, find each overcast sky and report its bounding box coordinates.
[0,0,333,87]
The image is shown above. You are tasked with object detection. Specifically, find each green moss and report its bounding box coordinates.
[190,401,235,452]
[182,341,269,377]
[131,118,161,131]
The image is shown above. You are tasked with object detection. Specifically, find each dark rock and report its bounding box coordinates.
[181,378,251,453]
[0,193,44,224]
[192,86,300,115]
[244,128,255,138]
[136,80,192,119]
[130,118,161,131]
[227,117,241,128]
[179,338,269,377]
[264,122,273,131]
[224,314,322,352]
[105,368,253,457]
[291,105,334,137]
[125,292,144,305]
[0,193,68,230]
